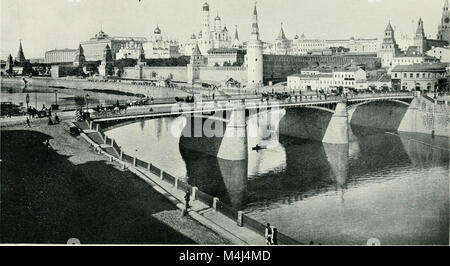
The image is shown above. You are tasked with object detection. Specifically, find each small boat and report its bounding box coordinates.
[252,144,267,151]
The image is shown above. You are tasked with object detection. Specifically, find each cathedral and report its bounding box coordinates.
[437,0,450,42]
[142,25,180,59]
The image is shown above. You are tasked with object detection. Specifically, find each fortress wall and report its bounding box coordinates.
[198,67,247,85]
[123,66,188,82]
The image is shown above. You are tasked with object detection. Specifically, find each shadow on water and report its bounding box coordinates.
[179,146,248,210]
[0,130,195,244]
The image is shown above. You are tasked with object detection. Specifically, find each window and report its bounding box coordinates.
[410,73,413,78]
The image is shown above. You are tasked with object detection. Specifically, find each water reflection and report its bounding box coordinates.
[105,116,449,245]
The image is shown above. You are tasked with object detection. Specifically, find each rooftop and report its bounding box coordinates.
[46,48,78,53]
[290,73,333,78]
[391,63,447,72]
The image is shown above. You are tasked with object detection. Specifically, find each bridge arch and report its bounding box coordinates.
[278,106,334,142]
[348,99,411,131]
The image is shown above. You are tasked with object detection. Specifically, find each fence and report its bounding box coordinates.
[82,121,300,245]
[135,158,148,169]
[122,153,134,164]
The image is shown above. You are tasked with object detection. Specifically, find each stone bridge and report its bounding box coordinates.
[89,92,449,161]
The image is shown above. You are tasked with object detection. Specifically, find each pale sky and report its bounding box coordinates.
[0,0,447,59]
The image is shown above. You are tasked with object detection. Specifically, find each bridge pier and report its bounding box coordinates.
[217,103,248,161]
[323,101,349,144]
[398,97,418,133]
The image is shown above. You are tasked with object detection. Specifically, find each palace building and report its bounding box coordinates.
[80,29,146,61]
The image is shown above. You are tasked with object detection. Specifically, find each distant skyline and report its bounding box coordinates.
[1,0,447,59]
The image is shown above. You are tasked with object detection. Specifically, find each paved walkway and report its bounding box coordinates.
[76,124,267,245]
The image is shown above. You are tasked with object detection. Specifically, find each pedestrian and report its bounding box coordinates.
[271,228,278,245]
[265,223,272,245]
[26,117,31,128]
[184,190,191,211]
[48,116,54,125]
[54,113,60,124]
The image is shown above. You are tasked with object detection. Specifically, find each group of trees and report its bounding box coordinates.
[145,56,190,67]
[214,61,242,67]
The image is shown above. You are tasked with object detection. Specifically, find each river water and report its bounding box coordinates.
[105,115,449,245]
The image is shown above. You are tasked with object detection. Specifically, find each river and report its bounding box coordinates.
[105,115,449,245]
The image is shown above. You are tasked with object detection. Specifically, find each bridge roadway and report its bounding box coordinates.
[91,92,415,123]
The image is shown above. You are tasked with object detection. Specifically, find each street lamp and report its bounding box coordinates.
[26,93,29,109]
[54,89,58,109]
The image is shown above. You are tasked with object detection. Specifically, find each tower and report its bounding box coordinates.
[99,44,113,77]
[275,23,290,55]
[187,43,205,84]
[16,40,27,64]
[214,13,222,32]
[437,0,450,42]
[246,2,263,89]
[377,21,401,68]
[6,54,14,75]
[413,18,427,54]
[200,1,211,54]
[73,44,86,67]
[232,25,240,48]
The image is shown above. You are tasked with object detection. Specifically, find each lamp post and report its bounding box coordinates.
[54,89,58,109]
[26,93,29,109]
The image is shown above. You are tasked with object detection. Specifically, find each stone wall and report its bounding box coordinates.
[1,77,189,98]
[198,66,247,85]
[263,54,381,84]
[400,97,449,137]
[123,66,188,82]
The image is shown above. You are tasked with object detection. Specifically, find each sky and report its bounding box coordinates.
[0,0,447,60]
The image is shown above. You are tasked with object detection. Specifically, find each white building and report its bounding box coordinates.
[116,40,144,60]
[142,26,180,59]
[391,53,440,72]
[426,46,450,63]
[287,67,367,92]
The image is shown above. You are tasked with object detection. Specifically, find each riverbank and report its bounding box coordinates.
[0,120,230,244]
[1,76,190,99]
